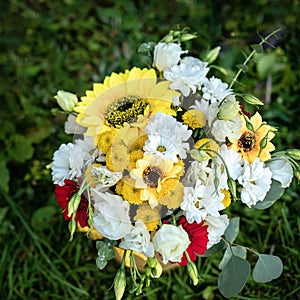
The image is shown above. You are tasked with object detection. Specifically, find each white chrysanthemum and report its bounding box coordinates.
[51,143,85,185]
[64,114,86,135]
[238,158,272,207]
[214,145,244,185]
[119,220,154,257]
[144,112,192,162]
[75,135,104,166]
[267,158,293,188]
[164,56,209,96]
[92,190,131,240]
[202,76,233,103]
[204,214,229,249]
[182,160,211,187]
[181,180,225,224]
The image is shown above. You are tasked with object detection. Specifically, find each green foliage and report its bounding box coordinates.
[1,0,300,299]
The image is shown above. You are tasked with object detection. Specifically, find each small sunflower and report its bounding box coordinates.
[130,154,182,208]
[74,67,179,138]
[96,130,117,154]
[229,112,275,163]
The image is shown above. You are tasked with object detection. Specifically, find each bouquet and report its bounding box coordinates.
[50,28,300,299]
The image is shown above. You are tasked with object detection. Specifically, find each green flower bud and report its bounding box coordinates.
[54,90,78,112]
[67,193,81,218]
[187,261,199,286]
[147,257,157,268]
[150,260,162,278]
[190,149,211,161]
[218,96,240,120]
[227,178,237,200]
[68,218,77,242]
[242,94,264,106]
[114,268,126,300]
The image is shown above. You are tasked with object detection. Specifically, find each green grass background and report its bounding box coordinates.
[1,0,300,299]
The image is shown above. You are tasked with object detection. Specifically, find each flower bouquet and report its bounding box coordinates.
[50,28,300,299]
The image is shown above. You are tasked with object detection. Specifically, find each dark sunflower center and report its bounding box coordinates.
[143,166,163,188]
[105,96,147,128]
[238,132,256,152]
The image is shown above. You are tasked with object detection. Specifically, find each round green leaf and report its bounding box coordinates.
[253,254,283,283]
[224,217,240,243]
[254,180,284,209]
[219,246,247,270]
[218,255,250,298]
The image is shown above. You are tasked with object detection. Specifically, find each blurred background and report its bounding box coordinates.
[1,0,299,299]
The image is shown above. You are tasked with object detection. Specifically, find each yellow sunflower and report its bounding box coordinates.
[74,67,179,138]
[228,112,275,163]
[130,154,182,208]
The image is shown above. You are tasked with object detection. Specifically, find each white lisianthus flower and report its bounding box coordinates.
[202,76,233,103]
[152,224,190,264]
[64,114,86,135]
[164,56,209,97]
[92,190,131,240]
[238,158,272,207]
[144,112,192,162]
[267,158,293,188]
[51,142,85,185]
[217,144,244,181]
[54,90,78,112]
[119,220,154,257]
[204,214,229,249]
[153,42,187,72]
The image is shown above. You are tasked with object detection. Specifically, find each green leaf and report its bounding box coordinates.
[219,245,247,270]
[96,240,115,270]
[253,254,283,283]
[218,255,250,298]
[224,217,240,243]
[202,240,225,257]
[138,42,156,53]
[0,161,10,193]
[250,44,264,53]
[7,134,34,163]
[237,64,248,73]
[254,180,284,209]
[202,46,221,64]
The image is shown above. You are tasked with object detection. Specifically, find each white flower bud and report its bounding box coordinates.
[54,90,78,112]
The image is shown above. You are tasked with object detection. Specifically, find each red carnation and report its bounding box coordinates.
[178,216,209,266]
[55,179,90,228]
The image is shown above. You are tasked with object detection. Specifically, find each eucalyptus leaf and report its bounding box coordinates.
[219,246,247,270]
[224,217,240,243]
[138,42,156,53]
[202,240,225,257]
[218,255,250,298]
[253,254,283,283]
[254,180,284,209]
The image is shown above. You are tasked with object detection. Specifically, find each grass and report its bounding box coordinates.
[1,0,300,299]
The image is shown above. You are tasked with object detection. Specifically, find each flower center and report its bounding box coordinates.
[238,132,256,152]
[105,96,147,128]
[157,145,166,152]
[142,166,163,188]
